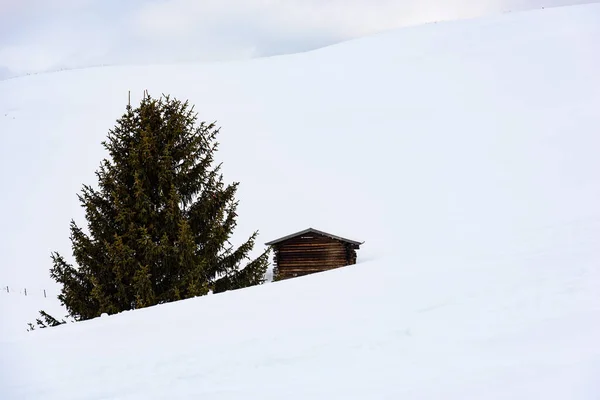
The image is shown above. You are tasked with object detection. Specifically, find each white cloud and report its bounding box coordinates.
[0,0,594,78]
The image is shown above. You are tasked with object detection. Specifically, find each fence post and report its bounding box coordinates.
[6,286,8,293]
[24,288,27,296]
[44,289,47,298]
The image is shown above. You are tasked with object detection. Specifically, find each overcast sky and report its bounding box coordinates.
[0,0,594,79]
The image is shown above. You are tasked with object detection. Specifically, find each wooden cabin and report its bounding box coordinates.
[265,228,363,281]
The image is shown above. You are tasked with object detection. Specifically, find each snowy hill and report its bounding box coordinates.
[1,3,600,398]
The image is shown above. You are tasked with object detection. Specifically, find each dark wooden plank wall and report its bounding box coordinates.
[273,233,357,280]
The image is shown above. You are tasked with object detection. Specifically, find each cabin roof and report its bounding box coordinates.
[265,228,363,246]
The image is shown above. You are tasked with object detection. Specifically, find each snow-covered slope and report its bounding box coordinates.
[1,4,600,398]
[0,289,66,337]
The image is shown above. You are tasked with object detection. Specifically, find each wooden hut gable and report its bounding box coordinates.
[265,228,362,248]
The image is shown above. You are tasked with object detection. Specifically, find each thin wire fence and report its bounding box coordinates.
[0,285,52,298]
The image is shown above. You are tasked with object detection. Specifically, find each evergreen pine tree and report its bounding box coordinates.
[27,310,67,331]
[42,93,270,322]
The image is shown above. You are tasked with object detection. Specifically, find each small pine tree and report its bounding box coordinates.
[27,310,67,331]
[40,93,270,323]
